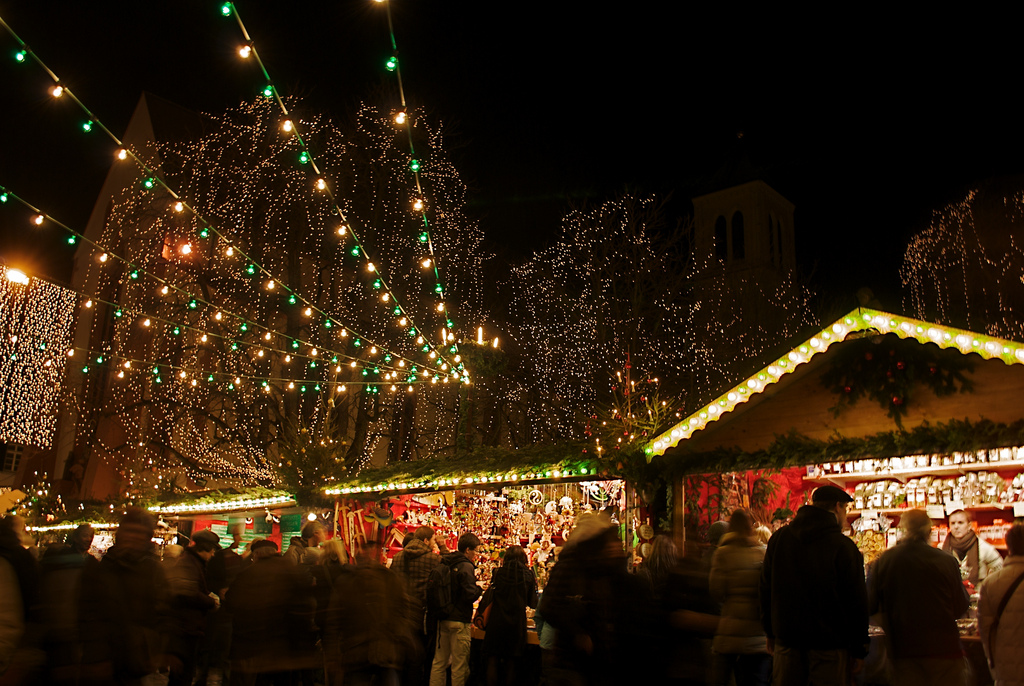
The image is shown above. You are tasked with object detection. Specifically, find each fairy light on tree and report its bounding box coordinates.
[903,181,1024,339]
[64,98,487,494]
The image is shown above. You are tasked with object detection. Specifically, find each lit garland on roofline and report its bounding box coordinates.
[647,308,1024,457]
[323,442,610,497]
[147,487,295,515]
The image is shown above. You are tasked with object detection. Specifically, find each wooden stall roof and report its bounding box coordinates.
[649,308,1024,459]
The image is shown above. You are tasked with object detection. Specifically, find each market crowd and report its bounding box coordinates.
[0,485,1022,686]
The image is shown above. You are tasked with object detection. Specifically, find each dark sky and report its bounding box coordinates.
[1,2,1022,310]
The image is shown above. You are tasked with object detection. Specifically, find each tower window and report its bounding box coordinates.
[2,443,24,472]
[732,211,745,260]
[714,216,727,260]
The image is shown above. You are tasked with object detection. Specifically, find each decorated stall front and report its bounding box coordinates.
[322,444,633,588]
[147,487,306,552]
[645,308,1024,559]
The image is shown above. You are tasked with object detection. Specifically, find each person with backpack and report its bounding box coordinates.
[393,526,442,686]
[428,532,483,686]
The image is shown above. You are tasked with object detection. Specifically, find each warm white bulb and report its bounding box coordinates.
[33,215,44,226]
[400,317,408,326]
[99,253,108,263]
[238,45,252,59]
[174,201,184,213]
[382,293,390,302]
[51,85,64,97]
[282,119,294,132]
[143,319,151,327]
[437,303,445,312]
[395,111,407,125]
[311,348,318,357]
[116,149,128,161]
[264,332,271,341]
[337,225,347,236]
[85,300,93,308]
[316,178,326,190]
[421,258,431,268]
[66,349,75,357]
[367,263,376,272]
[304,307,312,317]
[215,312,223,320]
[180,243,192,255]
[225,246,235,256]
[413,199,424,211]
[266,280,275,290]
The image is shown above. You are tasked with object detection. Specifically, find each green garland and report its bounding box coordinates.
[657,418,1024,479]
[327,441,607,494]
[820,334,974,428]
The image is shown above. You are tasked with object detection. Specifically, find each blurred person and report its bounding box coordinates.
[166,528,220,686]
[77,507,168,686]
[480,545,538,686]
[868,509,969,686]
[0,555,23,679]
[942,509,1003,587]
[0,515,38,622]
[67,523,95,557]
[539,513,654,686]
[978,522,1024,686]
[760,485,868,686]
[285,521,327,566]
[429,532,484,686]
[197,529,246,686]
[392,525,441,686]
[36,525,98,684]
[710,509,770,686]
[162,544,184,568]
[324,540,415,685]
[311,539,351,636]
[637,535,678,602]
[225,539,321,684]
[705,520,730,562]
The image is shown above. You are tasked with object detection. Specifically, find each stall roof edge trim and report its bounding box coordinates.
[645,308,1024,459]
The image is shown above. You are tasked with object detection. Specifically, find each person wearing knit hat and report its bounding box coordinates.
[760,486,868,684]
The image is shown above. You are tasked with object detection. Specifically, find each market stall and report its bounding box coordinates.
[645,308,1024,685]
[323,446,631,588]
[146,488,308,552]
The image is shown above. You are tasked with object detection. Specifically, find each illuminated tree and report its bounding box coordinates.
[504,193,815,445]
[66,98,486,498]
[902,178,1024,338]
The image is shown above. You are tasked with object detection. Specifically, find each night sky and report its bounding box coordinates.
[1,2,1022,311]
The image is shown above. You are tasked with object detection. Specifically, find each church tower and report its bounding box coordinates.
[692,179,795,273]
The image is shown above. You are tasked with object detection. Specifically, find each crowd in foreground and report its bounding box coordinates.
[0,484,1021,686]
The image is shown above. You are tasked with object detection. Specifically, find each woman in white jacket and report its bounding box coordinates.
[978,523,1024,686]
[709,509,770,686]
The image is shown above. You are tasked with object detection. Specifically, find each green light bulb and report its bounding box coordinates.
[446,319,454,328]
[114,309,123,318]
[130,270,139,279]
[155,376,163,384]
[199,227,209,238]
[239,322,248,332]
[409,159,420,173]
[152,367,159,375]
[220,3,232,16]
[67,236,77,245]
[143,178,155,189]
[0,193,7,203]
[309,361,316,369]
[82,365,89,374]
[386,56,398,71]
[288,295,297,304]
[331,356,338,363]
[262,84,274,98]
[188,299,198,309]
[300,385,307,393]
[421,345,429,352]
[362,369,368,376]
[231,342,238,350]
[373,279,382,289]
[208,374,215,382]
[434,283,443,293]
[350,247,360,257]
[419,232,429,243]
[314,384,321,391]
[299,151,309,164]
[449,345,457,353]
[393,306,402,315]
[95,355,104,364]
[324,320,332,328]
[245,264,256,275]
[172,327,181,335]
[82,121,93,133]
[14,50,26,63]
[291,340,299,349]
[384,354,392,362]
[353,339,361,347]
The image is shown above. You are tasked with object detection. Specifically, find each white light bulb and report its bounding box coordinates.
[116,149,128,161]
[180,243,192,255]
[282,119,294,132]
[238,45,252,59]
[51,85,64,97]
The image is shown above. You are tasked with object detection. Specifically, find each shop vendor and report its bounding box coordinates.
[941,509,1003,587]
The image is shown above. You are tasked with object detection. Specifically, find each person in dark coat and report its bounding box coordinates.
[165,528,220,686]
[77,508,167,686]
[324,540,416,685]
[760,485,868,686]
[539,513,654,686]
[868,509,969,686]
[392,526,441,686]
[225,539,321,684]
[481,545,538,686]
